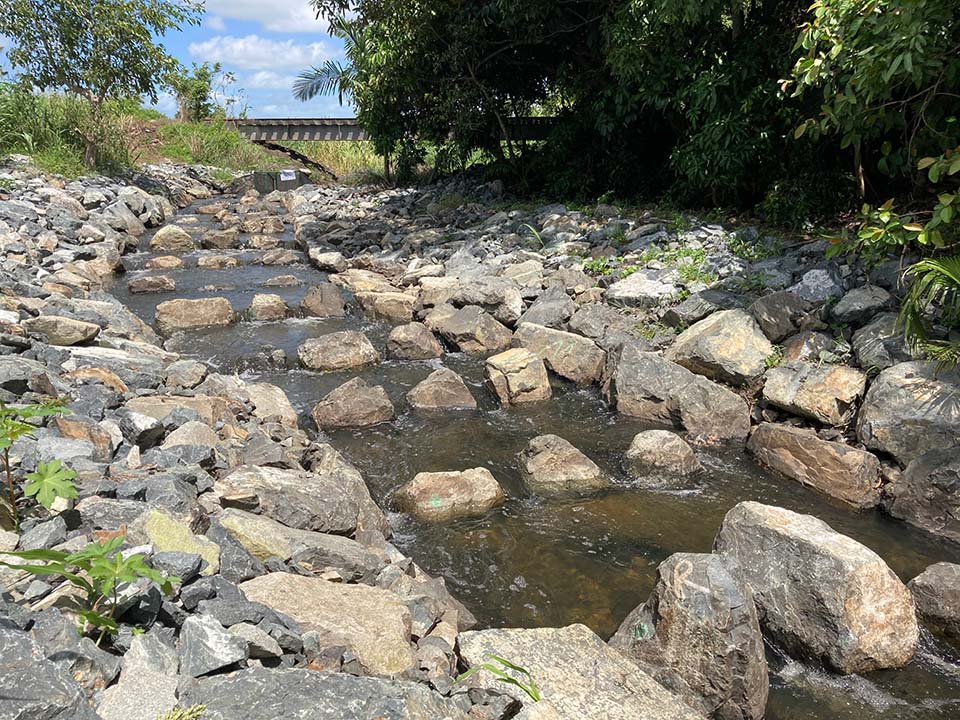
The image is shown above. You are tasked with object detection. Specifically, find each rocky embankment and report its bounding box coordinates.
[0,156,957,719]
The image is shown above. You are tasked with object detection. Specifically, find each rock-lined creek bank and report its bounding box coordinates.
[0,158,959,719]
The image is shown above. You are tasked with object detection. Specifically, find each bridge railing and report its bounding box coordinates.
[232,117,556,142]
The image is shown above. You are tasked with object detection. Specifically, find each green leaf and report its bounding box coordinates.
[23,459,78,510]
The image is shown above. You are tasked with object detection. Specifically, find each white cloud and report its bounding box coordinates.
[206,15,226,32]
[202,1,327,33]
[245,71,298,90]
[149,91,178,118]
[188,35,338,71]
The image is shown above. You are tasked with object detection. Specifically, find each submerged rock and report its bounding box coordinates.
[666,309,774,386]
[395,468,505,522]
[406,368,477,410]
[297,330,380,371]
[485,347,552,405]
[311,377,395,429]
[517,434,609,496]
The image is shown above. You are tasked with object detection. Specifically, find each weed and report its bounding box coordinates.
[457,654,541,703]
[521,223,545,249]
[727,233,782,262]
[158,707,207,720]
[765,345,784,368]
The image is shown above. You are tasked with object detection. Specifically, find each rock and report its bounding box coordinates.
[145,255,184,270]
[247,293,288,321]
[663,289,743,329]
[179,667,468,720]
[781,330,835,363]
[297,331,380,371]
[605,269,677,307]
[513,322,605,384]
[240,573,415,676]
[435,305,513,355]
[386,322,443,360]
[908,563,960,651]
[179,614,248,678]
[831,285,893,326]
[856,361,960,465]
[519,286,575,328]
[623,430,701,479]
[197,254,239,269]
[666,309,774,385]
[789,267,844,303]
[851,313,912,370]
[202,228,240,250]
[128,508,220,575]
[19,516,67,550]
[518,434,608,496]
[762,361,867,426]
[97,633,179,720]
[127,275,176,294]
[604,343,751,443]
[451,276,524,326]
[300,283,346,317]
[149,225,196,253]
[714,501,918,673]
[748,291,810,342]
[355,291,416,322]
[118,408,164,449]
[151,551,203,583]
[246,382,298,428]
[163,420,219,449]
[23,315,100,345]
[155,297,235,335]
[458,624,702,720]
[311,377,395,429]
[229,623,283,658]
[395,468,505,522]
[746,424,881,508]
[309,249,348,272]
[485,348,551,405]
[885,448,960,543]
[403,369,475,412]
[610,553,768,720]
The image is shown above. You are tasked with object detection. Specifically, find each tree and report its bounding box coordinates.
[0,0,203,166]
[293,16,360,107]
[168,62,239,122]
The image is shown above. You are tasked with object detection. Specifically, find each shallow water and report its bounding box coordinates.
[108,200,960,719]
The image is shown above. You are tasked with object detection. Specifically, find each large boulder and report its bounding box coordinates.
[856,361,960,465]
[406,368,477,410]
[155,297,235,335]
[300,283,346,318]
[451,276,524,326]
[851,313,912,370]
[148,224,196,253]
[610,553,768,720]
[666,309,774,386]
[604,343,751,443]
[23,315,100,346]
[355,291,417,323]
[746,424,881,509]
[458,624,702,720]
[884,448,960,542]
[394,468,505,522]
[485,348,552,405]
[513,322,605,384]
[386,322,443,360]
[714,501,918,673]
[623,430,701,481]
[605,268,677,307]
[762,362,867,426]
[240,573,416,676]
[247,293,288,321]
[297,331,380,371]
[311,377,395,429]
[831,286,893,326]
[435,305,513,355]
[517,434,609,497]
[908,563,960,651]
[748,291,810,342]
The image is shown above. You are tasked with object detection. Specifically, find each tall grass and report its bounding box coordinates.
[156,121,287,171]
[285,140,383,180]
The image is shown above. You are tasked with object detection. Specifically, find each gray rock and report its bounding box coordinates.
[610,553,768,720]
[517,434,609,496]
[664,289,745,329]
[151,551,204,583]
[451,276,524,327]
[406,368,477,410]
[435,305,513,355]
[118,408,165,449]
[908,563,960,651]
[94,633,179,720]
[23,315,100,345]
[605,268,677,307]
[513,322,605,384]
[851,313,912,370]
[31,609,120,693]
[623,430,701,481]
[311,377,395,429]
[885,448,960,543]
[519,286,576,328]
[831,285,893,326]
[229,622,283,658]
[762,361,867,426]
[386,322,443,360]
[178,614,248,678]
[748,291,810,342]
[18,516,67,550]
[789,267,844,303]
[666,309,774,385]
[297,330,380,371]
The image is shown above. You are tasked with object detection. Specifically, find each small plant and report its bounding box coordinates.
[0,535,178,641]
[765,345,784,369]
[456,654,541,703]
[727,234,782,262]
[583,257,615,276]
[159,706,207,720]
[899,256,960,371]
[520,223,545,249]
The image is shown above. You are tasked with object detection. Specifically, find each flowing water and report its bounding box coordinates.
[109,200,960,719]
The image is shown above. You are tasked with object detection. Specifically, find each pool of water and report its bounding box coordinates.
[107,200,960,719]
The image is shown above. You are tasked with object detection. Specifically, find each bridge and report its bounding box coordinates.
[233,117,557,143]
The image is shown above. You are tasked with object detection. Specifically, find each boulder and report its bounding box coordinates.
[908,563,960,651]
[762,361,867,426]
[355,291,417,323]
[518,286,575,328]
[782,330,835,363]
[386,322,443,360]
[884,448,960,542]
[664,289,743,329]
[297,331,380,371]
[202,228,240,250]
[145,255,184,270]
[309,249,348,272]
[300,283,346,318]
[311,377,395,429]
[610,553,768,720]
[330,268,399,294]
[394,468,505,522]
[788,267,844,303]
[831,286,893,326]
[623,430,701,480]
[155,297,235,335]
[148,225,196,253]
[604,343,751,443]
[666,309,774,385]
[197,254,239,269]
[240,573,416,676]
[435,305,513,355]
[605,269,677,307]
[851,313,912,370]
[714,501,918,673]
[97,633,178,720]
[518,434,609,496]
[458,624,702,720]
[247,293,288,321]
[485,348,552,405]
[856,361,960,465]
[451,276,524,326]
[23,315,100,345]
[513,322,605,384]
[746,424,881,508]
[406,368,477,411]
[128,508,220,575]
[748,291,810,342]
[162,420,219,449]
[127,275,176,294]
[179,614,248,678]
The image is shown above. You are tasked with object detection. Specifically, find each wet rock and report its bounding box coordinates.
[666,309,774,386]
[395,468,505,522]
[300,282,346,318]
[297,330,380,371]
[605,268,677,307]
[202,227,240,250]
[386,322,443,360]
[747,424,880,508]
[513,322,605,384]
[311,377,395,429]
[748,291,810,342]
[97,633,179,720]
[247,293,288,321]
[518,434,609,496]
[762,361,867,426]
[197,254,239,269]
[179,613,248,678]
[856,361,960,465]
[149,225,196,253]
[241,572,416,676]
[23,314,100,345]
[145,255,184,270]
[155,297,235,335]
[485,348,551,405]
[604,343,751,443]
[519,286,575,328]
[610,552,768,720]
[885,448,960,543]
[908,563,960,651]
[128,508,220,575]
[458,624,702,720]
[406,368,476,411]
[714,501,918,673]
[789,267,844,303]
[435,305,513,355]
[355,291,417,322]
[623,429,701,479]
[851,313,912,371]
[831,286,893,326]
[127,275,176,294]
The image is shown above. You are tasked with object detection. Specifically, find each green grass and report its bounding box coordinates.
[155,122,286,171]
[285,140,383,180]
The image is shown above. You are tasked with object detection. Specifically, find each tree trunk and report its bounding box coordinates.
[854,141,866,199]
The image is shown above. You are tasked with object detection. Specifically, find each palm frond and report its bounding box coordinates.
[292,61,352,104]
[899,255,960,369]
